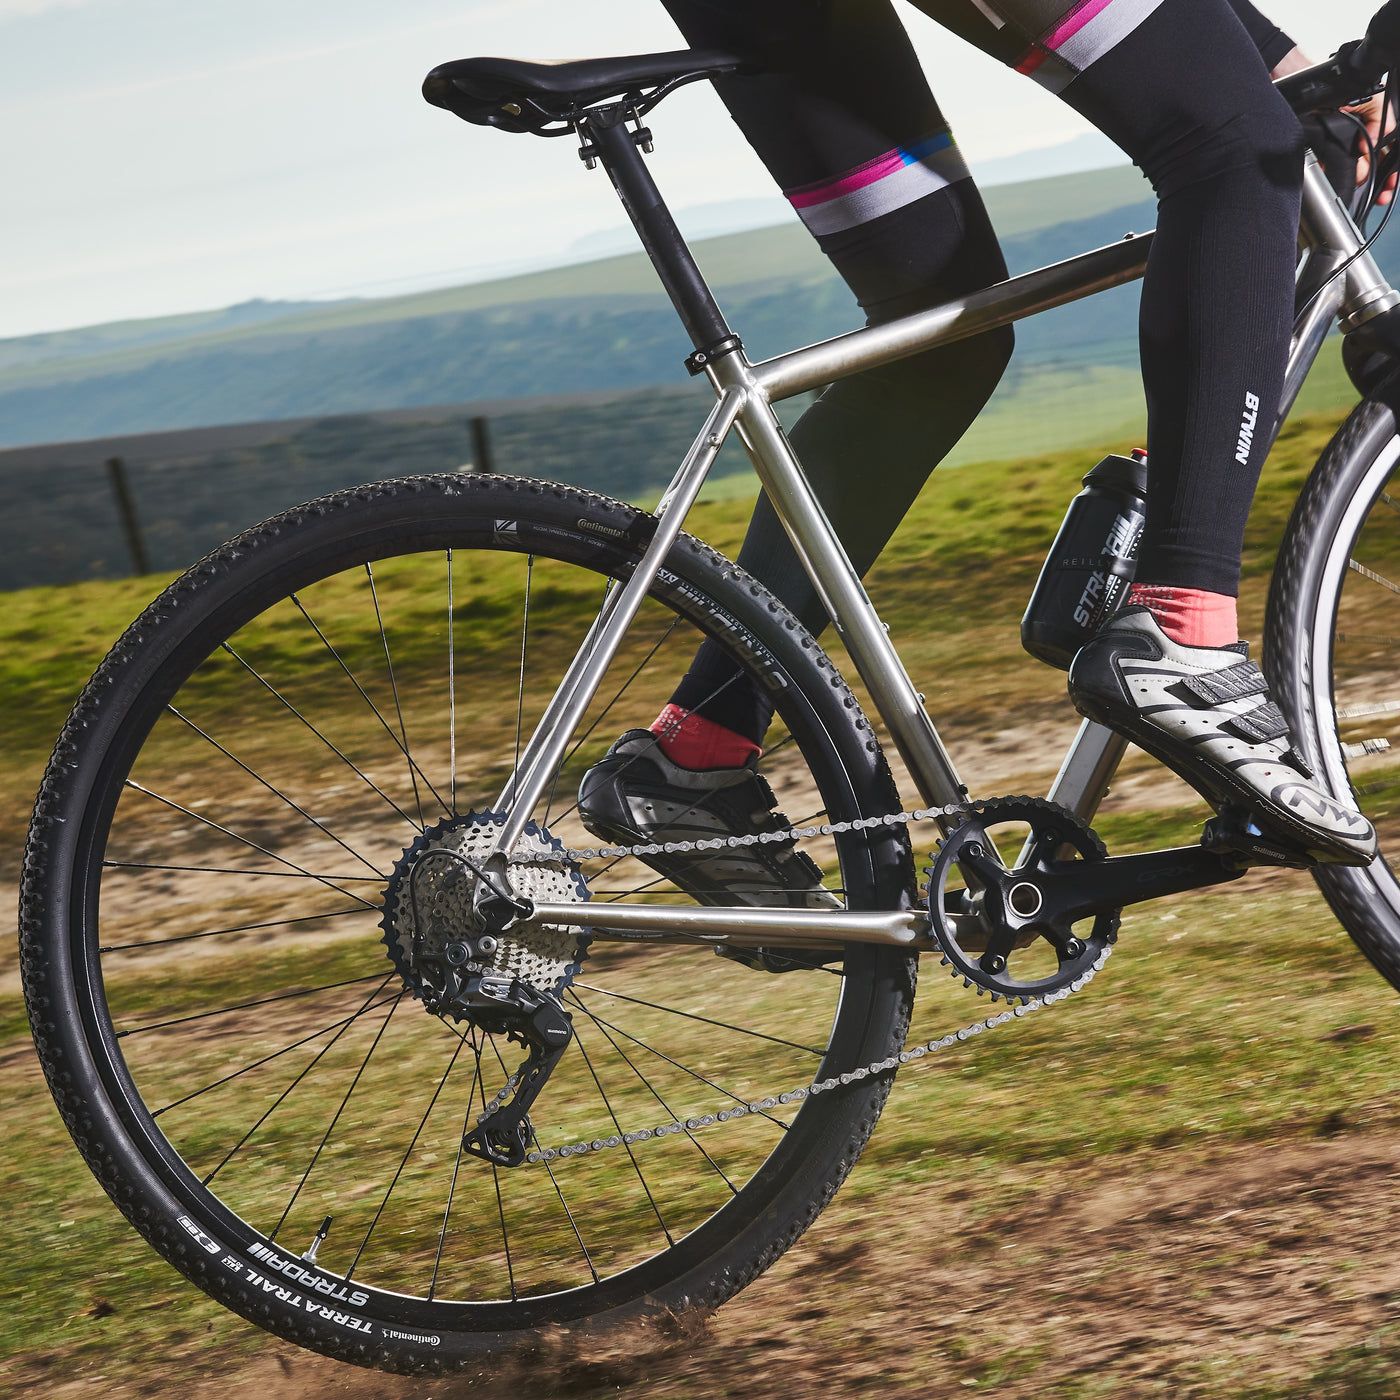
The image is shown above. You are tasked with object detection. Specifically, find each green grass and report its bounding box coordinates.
[8,396,1400,1398]
[0,400,1355,877]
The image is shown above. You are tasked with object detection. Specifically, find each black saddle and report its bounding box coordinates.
[423,49,743,134]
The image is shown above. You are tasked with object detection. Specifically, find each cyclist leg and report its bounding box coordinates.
[918,0,1373,860]
[578,0,1015,893]
[659,0,1013,757]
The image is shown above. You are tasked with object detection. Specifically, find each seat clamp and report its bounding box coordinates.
[685,334,743,376]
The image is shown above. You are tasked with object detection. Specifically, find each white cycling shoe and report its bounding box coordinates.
[1067,606,1377,866]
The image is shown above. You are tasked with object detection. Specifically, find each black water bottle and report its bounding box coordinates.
[1021,450,1149,671]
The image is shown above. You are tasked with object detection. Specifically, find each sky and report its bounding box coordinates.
[0,0,1384,339]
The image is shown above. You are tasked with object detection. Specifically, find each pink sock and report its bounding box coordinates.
[1127,584,1239,648]
[650,704,761,770]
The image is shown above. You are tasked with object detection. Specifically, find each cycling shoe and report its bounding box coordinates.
[577,730,841,908]
[1067,607,1377,866]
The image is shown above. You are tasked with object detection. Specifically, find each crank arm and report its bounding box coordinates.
[1036,845,1245,925]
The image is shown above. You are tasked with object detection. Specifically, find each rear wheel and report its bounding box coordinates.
[21,474,916,1369]
[1267,394,1400,988]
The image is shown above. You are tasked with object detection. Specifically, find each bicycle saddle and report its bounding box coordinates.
[423,49,744,134]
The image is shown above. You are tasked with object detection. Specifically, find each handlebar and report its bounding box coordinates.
[1276,0,1400,113]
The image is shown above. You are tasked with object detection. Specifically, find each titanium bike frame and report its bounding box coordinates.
[492,100,1400,952]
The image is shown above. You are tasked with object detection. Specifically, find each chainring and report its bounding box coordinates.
[381,811,589,1018]
[926,796,1119,1004]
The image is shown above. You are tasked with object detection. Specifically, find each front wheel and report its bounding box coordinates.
[20,473,916,1370]
[1267,393,1400,990]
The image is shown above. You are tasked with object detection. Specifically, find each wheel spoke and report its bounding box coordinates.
[566,994,741,1192]
[271,991,405,1240]
[572,982,824,1055]
[219,641,420,831]
[289,592,447,821]
[568,991,791,1132]
[154,986,400,1117]
[571,1023,674,1245]
[200,977,397,1185]
[101,905,367,954]
[365,562,432,829]
[102,860,382,882]
[119,780,381,910]
[547,670,750,833]
[429,1030,498,1302]
[165,704,385,875]
[545,611,682,824]
[117,973,390,1039]
[1350,557,1400,597]
[483,1033,598,1284]
[1336,699,1400,720]
[346,1028,468,1279]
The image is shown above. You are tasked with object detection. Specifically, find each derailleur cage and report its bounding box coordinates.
[460,977,574,1168]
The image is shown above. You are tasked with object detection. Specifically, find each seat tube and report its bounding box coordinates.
[708,355,968,822]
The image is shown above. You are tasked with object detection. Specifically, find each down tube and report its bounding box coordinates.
[717,362,968,820]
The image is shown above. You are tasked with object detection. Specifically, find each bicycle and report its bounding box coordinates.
[19,8,1400,1372]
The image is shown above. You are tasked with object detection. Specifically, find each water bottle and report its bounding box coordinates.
[1021,450,1148,671]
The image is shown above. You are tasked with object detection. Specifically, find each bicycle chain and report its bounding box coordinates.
[476,803,1109,1168]
[504,802,966,867]
[521,960,1106,1166]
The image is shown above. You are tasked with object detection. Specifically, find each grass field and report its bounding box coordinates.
[8,401,1400,1399]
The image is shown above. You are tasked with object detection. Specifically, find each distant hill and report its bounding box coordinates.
[0,166,1155,449]
[0,298,358,377]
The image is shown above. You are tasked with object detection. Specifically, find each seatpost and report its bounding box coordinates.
[584,107,737,362]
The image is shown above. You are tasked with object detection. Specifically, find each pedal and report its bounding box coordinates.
[1201,806,1315,869]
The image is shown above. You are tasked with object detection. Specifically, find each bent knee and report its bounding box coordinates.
[1146,90,1305,200]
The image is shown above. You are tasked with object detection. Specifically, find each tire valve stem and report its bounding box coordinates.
[301,1216,333,1266]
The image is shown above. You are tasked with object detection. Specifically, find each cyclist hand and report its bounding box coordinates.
[1349,90,1398,205]
[1272,46,1397,208]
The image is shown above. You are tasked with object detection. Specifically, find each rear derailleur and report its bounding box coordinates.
[456,972,573,1169]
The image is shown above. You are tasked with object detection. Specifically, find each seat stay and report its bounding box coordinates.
[488,384,746,863]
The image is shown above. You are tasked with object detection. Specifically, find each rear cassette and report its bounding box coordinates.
[382,810,589,1018]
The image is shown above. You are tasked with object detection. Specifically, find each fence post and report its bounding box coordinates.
[469,415,494,474]
[106,456,151,576]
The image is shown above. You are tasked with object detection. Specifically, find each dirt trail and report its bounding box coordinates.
[24,1129,1400,1400]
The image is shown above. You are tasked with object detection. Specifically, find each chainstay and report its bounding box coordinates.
[523,948,1108,1166]
[476,806,968,1153]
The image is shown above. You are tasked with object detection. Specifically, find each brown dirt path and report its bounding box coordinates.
[15,1125,1400,1400]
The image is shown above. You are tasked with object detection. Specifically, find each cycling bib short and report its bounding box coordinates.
[656,0,1304,744]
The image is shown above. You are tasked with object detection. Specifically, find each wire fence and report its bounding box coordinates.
[0,385,777,592]
[0,320,1361,595]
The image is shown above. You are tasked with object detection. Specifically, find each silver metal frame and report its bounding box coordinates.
[491,150,1398,946]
